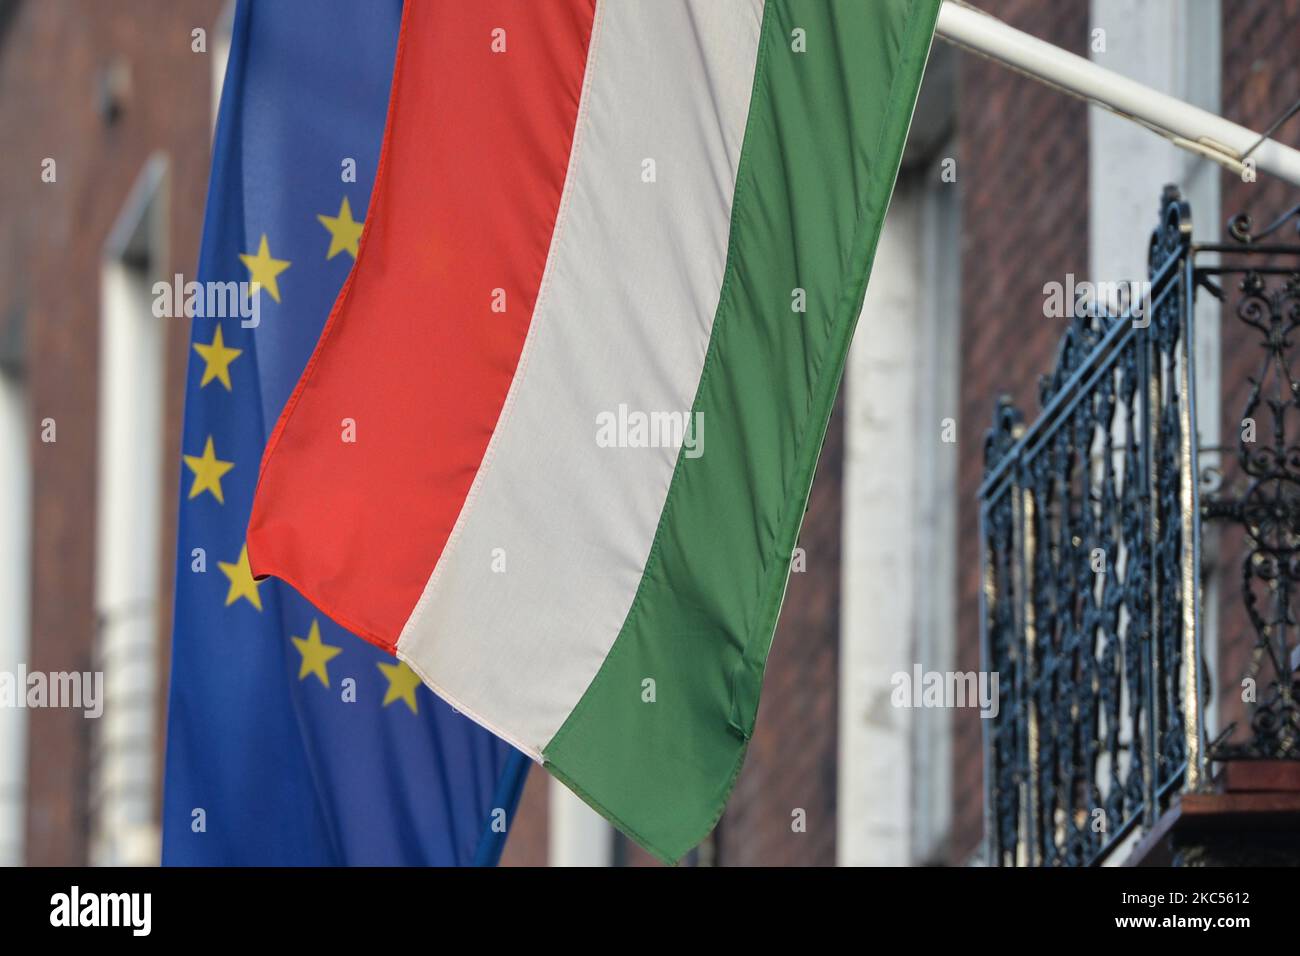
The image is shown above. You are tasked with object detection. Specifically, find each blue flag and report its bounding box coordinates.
[162,0,529,865]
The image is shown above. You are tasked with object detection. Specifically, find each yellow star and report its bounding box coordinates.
[291,620,343,688]
[377,659,421,714]
[238,234,290,303]
[218,544,263,611]
[317,197,365,260]
[193,324,242,390]
[183,435,235,504]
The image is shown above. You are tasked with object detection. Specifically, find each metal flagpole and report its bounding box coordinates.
[935,0,1300,188]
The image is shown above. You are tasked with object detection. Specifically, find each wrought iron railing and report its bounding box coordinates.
[979,186,1300,866]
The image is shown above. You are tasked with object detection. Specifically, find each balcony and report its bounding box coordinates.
[979,186,1300,866]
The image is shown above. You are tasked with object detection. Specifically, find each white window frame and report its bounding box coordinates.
[90,154,169,867]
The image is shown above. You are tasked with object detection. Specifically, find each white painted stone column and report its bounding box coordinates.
[548,778,612,867]
[838,157,961,865]
[838,185,921,866]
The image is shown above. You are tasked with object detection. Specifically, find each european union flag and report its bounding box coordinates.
[162,0,529,865]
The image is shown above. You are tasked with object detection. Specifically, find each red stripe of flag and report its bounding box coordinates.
[249,0,597,649]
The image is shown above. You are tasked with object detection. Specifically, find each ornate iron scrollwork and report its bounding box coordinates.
[1201,223,1300,761]
[1226,202,1300,244]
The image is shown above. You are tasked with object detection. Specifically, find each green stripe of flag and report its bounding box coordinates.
[544,0,941,864]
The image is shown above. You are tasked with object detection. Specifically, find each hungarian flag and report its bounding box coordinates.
[248,0,939,863]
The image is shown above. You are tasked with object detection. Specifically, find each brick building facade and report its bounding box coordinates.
[0,0,218,865]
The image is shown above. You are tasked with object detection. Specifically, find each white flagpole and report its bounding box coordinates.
[936,0,1300,188]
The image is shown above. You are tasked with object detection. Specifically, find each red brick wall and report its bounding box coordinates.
[0,0,220,864]
[1215,0,1300,749]
[952,0,1092,863]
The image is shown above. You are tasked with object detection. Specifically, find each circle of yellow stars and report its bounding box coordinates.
[188,198,427,713]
